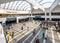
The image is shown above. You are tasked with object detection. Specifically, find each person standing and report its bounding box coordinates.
[33,29,36,34]
[21,26,23,30]
[11,31,14,38]
[55,22,58,31]
[43,33,45,38]
[36,36,40,43]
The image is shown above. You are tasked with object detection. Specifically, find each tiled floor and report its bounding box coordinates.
[5,21,41,43]
[4,21,60,43]
[44,25,60,43]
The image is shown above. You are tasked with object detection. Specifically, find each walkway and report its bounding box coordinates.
[4,20,41,43]
[43,24,60,43]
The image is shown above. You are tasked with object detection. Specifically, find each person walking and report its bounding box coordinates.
[11,31,14,38]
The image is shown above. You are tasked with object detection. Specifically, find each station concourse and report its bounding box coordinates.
[0,0,60,43]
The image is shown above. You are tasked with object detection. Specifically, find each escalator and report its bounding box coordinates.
[16,26,41,43]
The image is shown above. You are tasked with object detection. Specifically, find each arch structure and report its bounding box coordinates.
[49,0,60,20]
[0,0,45,12]
[0,0,56,14]
[0,0,59,22]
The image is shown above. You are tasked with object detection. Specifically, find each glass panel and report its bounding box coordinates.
[14,1,22,10]
[0,4,5,8]
[8,2,14,10]
[35,0,55,8]
[11,1,18,10]
[5,2,9,9]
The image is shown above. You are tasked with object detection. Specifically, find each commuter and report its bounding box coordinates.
[43,33,45,38]
[56,23,58,31]
[11,31,14,38]
[33,29,36,34]
[36,36,40,43]
[40,23,43,27]
[54,23,56,30]
[21,26,23,30]
[6,32,11,41]
[45,37,47,41]
[8,32,11,41]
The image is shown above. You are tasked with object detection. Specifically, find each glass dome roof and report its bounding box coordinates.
[0,1,31,11]
[0,0,55,11]
[35,0,55,8]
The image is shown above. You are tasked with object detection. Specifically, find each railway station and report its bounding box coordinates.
[0,0,60,43]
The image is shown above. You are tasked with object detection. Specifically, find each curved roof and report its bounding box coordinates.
[35,0,55,8]
[0,0,55,12]
[0,0,45,12]
[0,1,31,11]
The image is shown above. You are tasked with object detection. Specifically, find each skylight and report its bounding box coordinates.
[0,1,31,11]
[35,0,55,8]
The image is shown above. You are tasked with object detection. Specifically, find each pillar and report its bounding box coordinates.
[49,12,51,20]
[17,17,19,23]
[2,20,6,27]
[45,12,47,21]
[29,3,33,21]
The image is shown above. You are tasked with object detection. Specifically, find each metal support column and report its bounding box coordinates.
[29,3,33,21]
[45,12,47,21]
[17,17,19,23]
[49,12,51,20]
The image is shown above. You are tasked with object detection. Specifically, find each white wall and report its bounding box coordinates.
[0,18,6,23]
[52,5,60,13]
[33,9,44,14]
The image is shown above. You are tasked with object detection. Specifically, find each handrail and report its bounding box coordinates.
[30,26,42,43]
[21,22,41,43]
